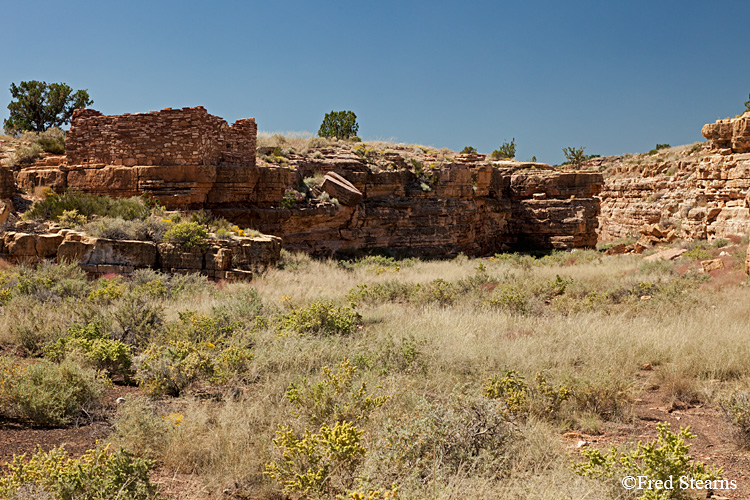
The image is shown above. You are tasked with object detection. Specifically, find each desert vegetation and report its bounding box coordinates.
[1,223,750,498]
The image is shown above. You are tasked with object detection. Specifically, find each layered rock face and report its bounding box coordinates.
[216,164,603,257]
[598,142,750,241]
[0,167,15,198]
[0,229,281,280]
[12,107,604,257]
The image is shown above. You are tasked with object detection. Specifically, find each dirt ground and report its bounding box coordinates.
[565,369,750,499]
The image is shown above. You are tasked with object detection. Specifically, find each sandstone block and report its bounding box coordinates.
[158,243,205,270]
[701,258,725,272]
[322,171,363,206]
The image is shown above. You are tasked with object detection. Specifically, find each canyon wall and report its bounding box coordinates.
[216,164,602,257]
[598,113,750,241]
[13,107,604,257]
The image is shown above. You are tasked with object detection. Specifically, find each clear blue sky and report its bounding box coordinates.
[3,0,750,164]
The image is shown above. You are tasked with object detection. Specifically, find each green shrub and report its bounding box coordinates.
[87,276,127,304]
[113,296,165,348]
[2,299,71,355]
[318,110,359,140]
[14,262,90,303]
[486,284,529,314]
[683,243,712,261]
[490,138,516,159]
[276,301,361,336]
[26,193,151,222]
[0,358,107,426]
[136,340,253,396]
[286,359,387,425]
[346,281,417,306]
[460,146,477,154]
[573,423,723,500]
[56,209,86,228]
[483,371,570,420]
[82,216,169,242]
[648,143,671,155]
[45,322,133,377]
[35,128,66,154]
[162,221,208,248]
[265,421,366,498]
[0,445,159,500]
[562,146,588,168]
[280,189,301,209]
[10,143,43,165]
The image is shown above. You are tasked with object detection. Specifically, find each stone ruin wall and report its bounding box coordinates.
[66,106,257,167]
[10,107,605,258]
[597,113,750,241]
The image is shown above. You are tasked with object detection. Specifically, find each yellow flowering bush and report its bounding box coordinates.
[265,421,366,498]
[0,444,159,499]
[286,359,387,425]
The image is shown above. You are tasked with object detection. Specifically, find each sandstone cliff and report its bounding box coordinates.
[597,113,750,242]
[9,107,604,257]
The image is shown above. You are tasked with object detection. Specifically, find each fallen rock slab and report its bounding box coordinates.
[643,248,687,262]
[322,171,363,206]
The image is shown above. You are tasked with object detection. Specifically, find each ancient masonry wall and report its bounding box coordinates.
[65,107,257,167]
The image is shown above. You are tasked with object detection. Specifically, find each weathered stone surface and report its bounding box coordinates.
[0,167,15,197]
[643,248,686,262]
[0,200,12,226]
[701,258,725,272]
[0,229,280,278]
[66,107,256,167]
[158,243,204,271]
[702,112,750,153]
[322,172,363,206]
[599,148,750,242]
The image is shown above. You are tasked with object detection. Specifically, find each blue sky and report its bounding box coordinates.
[3,0,750,164]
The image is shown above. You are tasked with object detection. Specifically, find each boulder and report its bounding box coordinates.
[322,171,363,206]
[701,258,725,272]
[643,248,686,262]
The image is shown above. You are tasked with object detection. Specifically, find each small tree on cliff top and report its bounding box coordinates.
[318,110,359,140]
[562,146,587,168]
[4,80,93,134]
[745,92,750,113]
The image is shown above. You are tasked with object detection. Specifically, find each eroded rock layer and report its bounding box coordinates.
[12,107,604,257]
[0,229,280,280]
[597,147,750,241]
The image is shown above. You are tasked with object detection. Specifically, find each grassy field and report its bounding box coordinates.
[2,233,750,499]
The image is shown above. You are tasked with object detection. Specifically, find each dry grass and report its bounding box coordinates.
[2,246,750,498]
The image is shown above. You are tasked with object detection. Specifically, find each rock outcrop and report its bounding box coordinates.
[216,164,602,256]
[702,112,750,153]
[11,106,605,258]
[0,229,280,280]
[598,133,750,242]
